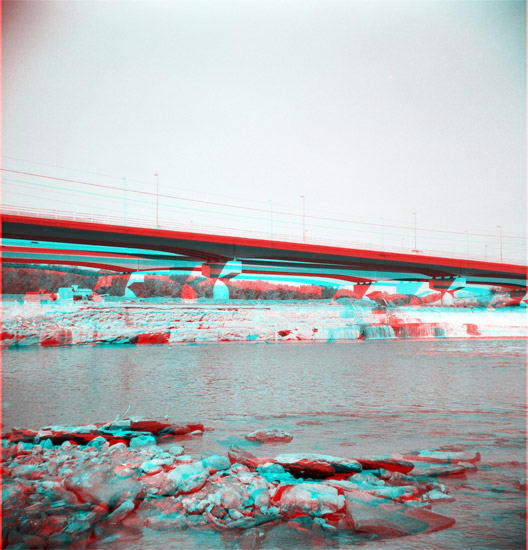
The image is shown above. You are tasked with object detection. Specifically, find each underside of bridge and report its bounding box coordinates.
[2,215,526,289]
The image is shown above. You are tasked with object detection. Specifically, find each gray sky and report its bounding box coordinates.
[2,0,526,260]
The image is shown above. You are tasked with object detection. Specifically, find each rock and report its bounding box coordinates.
[48,533,73,547]
[408,461,475,477]
[65,519,92,535]
[135,497,186,530]
[344,494,455,538]
[404,449,481,465]
[127,418,204,436]
[129,435,156,449]
[357,456,415,474]
[113,465,135,479]
[202,455,231,471]
[64,466,142,509]
[166,461,208,495]
[364,486,419,501]
[1,416,469,545]
[16,442,34,453]
[140,456,173,475]
[11,463,43,480]
[278,483,344,517]
[228,447,265,469]
[2,481,31,510]
[404,506,457,532]
[89,436,109,450]
[6,529,24,545]
[107,499,135,524]
[31,444,43,455]
[36,480,81,507]
[275,453,361,478]
[257,463,295,484]
[245,429,293,444]
[425,489,455,502]
[21,534,47,548]
[168,445,185,456]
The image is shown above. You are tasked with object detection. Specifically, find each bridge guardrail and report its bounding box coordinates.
[1,206,526,266]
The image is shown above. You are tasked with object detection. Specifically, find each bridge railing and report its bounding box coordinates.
[1,205,526,266]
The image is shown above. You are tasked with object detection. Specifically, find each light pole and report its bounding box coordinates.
[122,177,127,227]
[497,225,503,262]
[154,173,159,227]
[269,200,273,241]
[485,244,488,260]
[412,212,417,252]
[402,237,406,249]
[300,195,306,242]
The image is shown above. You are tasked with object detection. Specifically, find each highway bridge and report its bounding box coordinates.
[2,213,526,289]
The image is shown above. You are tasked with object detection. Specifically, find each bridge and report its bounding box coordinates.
[2,211,526,290]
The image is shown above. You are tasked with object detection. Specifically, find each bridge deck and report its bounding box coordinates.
[2,214,526,287]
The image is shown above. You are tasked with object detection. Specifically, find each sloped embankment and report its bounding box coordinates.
[1,302,526,348]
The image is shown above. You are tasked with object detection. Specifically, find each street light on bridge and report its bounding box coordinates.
[300,195,306,242]
[154,173,159,227]
[122,177,127,227]
[412,212,417,252]
[497,225,503,263]
[269,200,273,242]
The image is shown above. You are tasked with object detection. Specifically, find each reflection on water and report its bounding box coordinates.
[3,339,526,549]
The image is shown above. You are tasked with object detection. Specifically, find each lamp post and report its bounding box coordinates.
[122,177,127,227]
[300,195,306,242]
[154,173,159,227]
[269,200,273,241]
[412,212,417,252]
[497,225,503,262]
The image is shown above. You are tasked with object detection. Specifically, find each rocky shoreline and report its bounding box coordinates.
[2,302,526,348]
[2,417,487,548]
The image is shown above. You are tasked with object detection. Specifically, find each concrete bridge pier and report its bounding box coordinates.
[201,260,242,300]
[429,277,466,305]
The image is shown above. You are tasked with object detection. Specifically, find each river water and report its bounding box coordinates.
[2,339,526,549]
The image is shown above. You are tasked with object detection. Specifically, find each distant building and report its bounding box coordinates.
[24,289,56,305]
[57,285,93,302]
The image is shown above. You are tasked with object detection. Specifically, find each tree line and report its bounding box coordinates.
[2,266,99,294]
[2,266,338,301]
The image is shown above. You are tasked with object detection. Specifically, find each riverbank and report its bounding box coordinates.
[1,301,526,348]
[2,417,485,548]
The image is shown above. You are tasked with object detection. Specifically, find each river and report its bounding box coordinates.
[2,339,526,549]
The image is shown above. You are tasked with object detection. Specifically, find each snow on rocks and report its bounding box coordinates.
[403,448,481,465]
[245,428,293,444]
[3,417,204,448]
[276,483,344,517]
[357,455,415,474]
[1,420,478,547]
[275,453,363,477]
[344,495,456,537]
[3,302,525,349]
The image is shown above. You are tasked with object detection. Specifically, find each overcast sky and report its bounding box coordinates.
[2,0,526,259]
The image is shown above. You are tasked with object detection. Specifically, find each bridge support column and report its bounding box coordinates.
[428,277,466,291]
[429,277,466,305]
[201,261,242,301]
